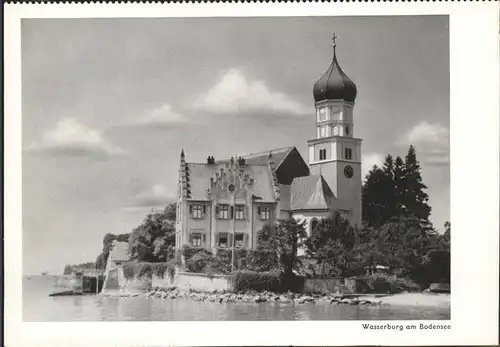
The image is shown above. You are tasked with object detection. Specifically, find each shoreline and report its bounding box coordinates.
[100,287,449,307]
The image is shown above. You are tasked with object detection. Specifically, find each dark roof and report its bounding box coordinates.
[109,241,129,262]
[217,146,295,169]
[290,175,336,210]
[313,47,357,103]
[186,163,276,202]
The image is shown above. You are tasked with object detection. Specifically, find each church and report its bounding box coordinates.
[175,37,362,253]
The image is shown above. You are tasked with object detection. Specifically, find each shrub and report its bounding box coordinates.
[136,263,153,279]
[391,277,421,293]
[246,250,278,272]
[182,245,211,263]
[151,259,180,278]
[203,256,227,275]
[215,249,248,273]
[122,262,154,280]
[185,252,213,273]
[233,270,283,293]
[363,274,420,294]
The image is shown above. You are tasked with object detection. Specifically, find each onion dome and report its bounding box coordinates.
[313,34,357,103]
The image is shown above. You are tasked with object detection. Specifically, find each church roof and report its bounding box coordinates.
[313,38,357,103]
[290,175,337,211]
[185,162,276,202]
[217,146,295,169]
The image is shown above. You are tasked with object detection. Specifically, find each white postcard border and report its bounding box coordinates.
[4,2,499,346]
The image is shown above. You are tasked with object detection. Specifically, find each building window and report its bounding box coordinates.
[319,108,326,121]
[235,205,245,220]
[320,126,326,138]
[235,233,244,248]
[345,148,352,160]
[191,232,202,247]
[345,126,350,135]
[310,218,319,234]
[259,206,271,220]
[218,232,228,248]
[217,205,229,219]
[190,204,204,219]
[319,149,327,161]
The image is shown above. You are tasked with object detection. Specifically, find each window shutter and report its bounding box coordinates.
[228,233,233,248]
[202,233,207,247]
[189,205,193,216]
[215,233,220,246]
[215,205,219,219]
[257,206,261,217]
[230,206,234,219]
[203,205,206,214]
[243,234,249,248]
[244,206,249,220]
[189,233,193,246]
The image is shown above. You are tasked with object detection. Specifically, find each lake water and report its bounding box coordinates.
[23,276,450,321]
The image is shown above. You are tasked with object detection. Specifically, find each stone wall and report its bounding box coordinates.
[153,270,234,292]
[303,277,345,294]
[102,266,152,293]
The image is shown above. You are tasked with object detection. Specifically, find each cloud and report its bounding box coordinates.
[123,184,175,209]
[193,68,310,116]
[128,104,190,128]
[398,121,449,166]
[25,118,125,158]
[362,152,384,180]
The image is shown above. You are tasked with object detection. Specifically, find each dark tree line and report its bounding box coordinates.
[362,145,432,229]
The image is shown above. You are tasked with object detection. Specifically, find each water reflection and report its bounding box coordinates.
[24,276,450,321]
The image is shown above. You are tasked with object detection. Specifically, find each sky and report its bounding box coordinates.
[22,16,450,275]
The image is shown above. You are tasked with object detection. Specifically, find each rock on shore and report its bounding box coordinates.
[140,287,383,306]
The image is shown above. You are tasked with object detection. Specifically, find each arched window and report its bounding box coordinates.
[345,148,352,160]
[310,218,319,234]
[319,149,327,161]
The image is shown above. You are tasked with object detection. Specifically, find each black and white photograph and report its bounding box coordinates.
[4,2,499,346]
[21,15,451,321]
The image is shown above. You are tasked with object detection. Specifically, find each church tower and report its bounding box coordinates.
[308,34,362,226]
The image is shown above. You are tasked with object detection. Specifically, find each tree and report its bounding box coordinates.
[305,212,359,277]
[95,232,130,269]
[63,265,72,275]
[402,145,432,226]
[362,165,388,228]
[362,147,432,229]
[128,203,177,262]
[257,218,307,276]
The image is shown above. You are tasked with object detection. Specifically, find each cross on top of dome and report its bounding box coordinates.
[312,34,357,103]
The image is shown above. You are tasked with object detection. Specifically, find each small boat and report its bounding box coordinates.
[49,290,83,297]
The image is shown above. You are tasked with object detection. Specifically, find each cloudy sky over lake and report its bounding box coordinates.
[22,16,449,274]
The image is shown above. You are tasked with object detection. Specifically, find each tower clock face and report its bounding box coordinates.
[344,165,354,179]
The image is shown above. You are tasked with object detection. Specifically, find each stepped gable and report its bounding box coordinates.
[185,162,276,202]
[290,175,337,211]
